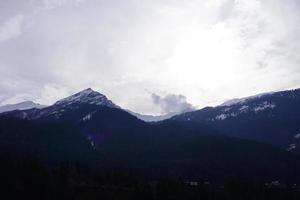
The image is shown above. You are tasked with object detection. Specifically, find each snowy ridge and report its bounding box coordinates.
[54,88,119,108]
[0,88,122,121]
[221,92,275,107]
[0,101,47,114]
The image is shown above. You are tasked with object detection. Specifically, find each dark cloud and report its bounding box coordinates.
[151,93,195,114]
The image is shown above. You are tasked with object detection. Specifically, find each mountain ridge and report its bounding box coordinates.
[0,101,47,114]
[172,88,300,152]
[1,88,300,182]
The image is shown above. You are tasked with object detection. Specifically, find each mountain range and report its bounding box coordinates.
[1,88,300,182]
[0,89,178,122]
[172,88,300,153]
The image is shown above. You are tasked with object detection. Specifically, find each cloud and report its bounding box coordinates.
[0,0,300,114]
[0,15,24,43]
[151,93,195,114]
[41,0,86,9]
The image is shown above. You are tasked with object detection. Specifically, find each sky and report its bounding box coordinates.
[0,0,300,115]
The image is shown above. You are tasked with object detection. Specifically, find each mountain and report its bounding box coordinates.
[0,88,146,145]
[2,88,300,182]
[128,110,180,122]
[0,101,46,113]
[172,88,300,152]
[0,117,95,165]
[54,88,119,108]
[0,89,183,122]
[2,112,300,181]
[0,88,120,121]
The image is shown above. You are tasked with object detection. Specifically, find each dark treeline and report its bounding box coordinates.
[1,155,300,200]
[2,117,300,199]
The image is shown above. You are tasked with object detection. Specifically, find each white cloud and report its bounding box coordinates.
[43,0,85,9]
[0,15,24,43]
[0,0,300,114]
[151,93,195,114]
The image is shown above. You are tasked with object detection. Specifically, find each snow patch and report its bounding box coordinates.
[215,112,238,121]
[223,107,232,112]
[81,111,97,122]
[287,144,297,151]
[294,133,300,139]
[239,105,249,113]
[83,114,92,121]
[216,114,227,120]
[253,101,276,113]
[87,135,96,149]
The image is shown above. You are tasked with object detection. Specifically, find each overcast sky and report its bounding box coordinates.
[0,0,300,115]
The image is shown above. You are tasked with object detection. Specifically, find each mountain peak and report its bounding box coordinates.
[81,88,94,92]
[76,88,99,96]
[0,101,47,113]
[54,88,119,108]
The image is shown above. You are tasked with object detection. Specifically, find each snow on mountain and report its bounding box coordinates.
[214,113,238,121]
[221,92,275,107]
[287,144,297,151]
[0,88,121,120]
[45,88,181,122]
[253,101,276,113]
[212,101,276,121]
[53,88,119,108]
[0,88,191,123]
[294,133,300,139]
[0,101,47,113]
[39,88,121,119]
[81,111,97,122]
[171,88,300,154]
